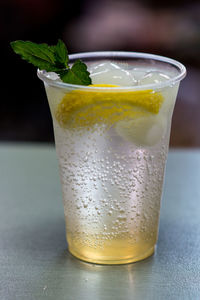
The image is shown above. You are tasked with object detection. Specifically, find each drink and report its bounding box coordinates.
[38,52,186,264]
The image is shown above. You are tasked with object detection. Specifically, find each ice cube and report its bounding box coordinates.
[115,114,167,146]
[89,61,137,86]
[129,68,147,81]
[138,71,171,86]
[46,72,60,80]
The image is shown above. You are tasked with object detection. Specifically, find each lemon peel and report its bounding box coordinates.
[55,84,164,129]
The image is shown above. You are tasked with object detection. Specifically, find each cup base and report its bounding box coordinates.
[68,245,155,265]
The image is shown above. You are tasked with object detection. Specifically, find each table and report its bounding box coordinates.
[0,144,200,300]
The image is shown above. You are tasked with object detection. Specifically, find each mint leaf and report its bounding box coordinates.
[53,39,69,68]
[10,40,61,72]
[59,59,91,85]
[11,40,92,85]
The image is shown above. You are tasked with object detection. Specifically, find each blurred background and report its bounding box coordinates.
[2,0,200,146]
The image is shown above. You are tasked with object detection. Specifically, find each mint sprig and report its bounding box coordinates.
[10,40,92,85]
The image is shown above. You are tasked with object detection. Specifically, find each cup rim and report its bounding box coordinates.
[37,51,186,90]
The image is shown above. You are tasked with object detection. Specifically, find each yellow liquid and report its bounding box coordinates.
[67,231,156,264]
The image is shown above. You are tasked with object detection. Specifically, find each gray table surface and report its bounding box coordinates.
[0,143,200,300]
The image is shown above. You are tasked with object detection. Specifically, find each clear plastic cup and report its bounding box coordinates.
[38,52,186,264]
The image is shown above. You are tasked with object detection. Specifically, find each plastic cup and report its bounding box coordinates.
[38,52,186,264]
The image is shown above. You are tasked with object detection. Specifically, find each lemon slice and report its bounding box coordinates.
[55,84,164,129]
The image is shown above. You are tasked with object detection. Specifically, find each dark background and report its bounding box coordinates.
[2,0,200,146]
